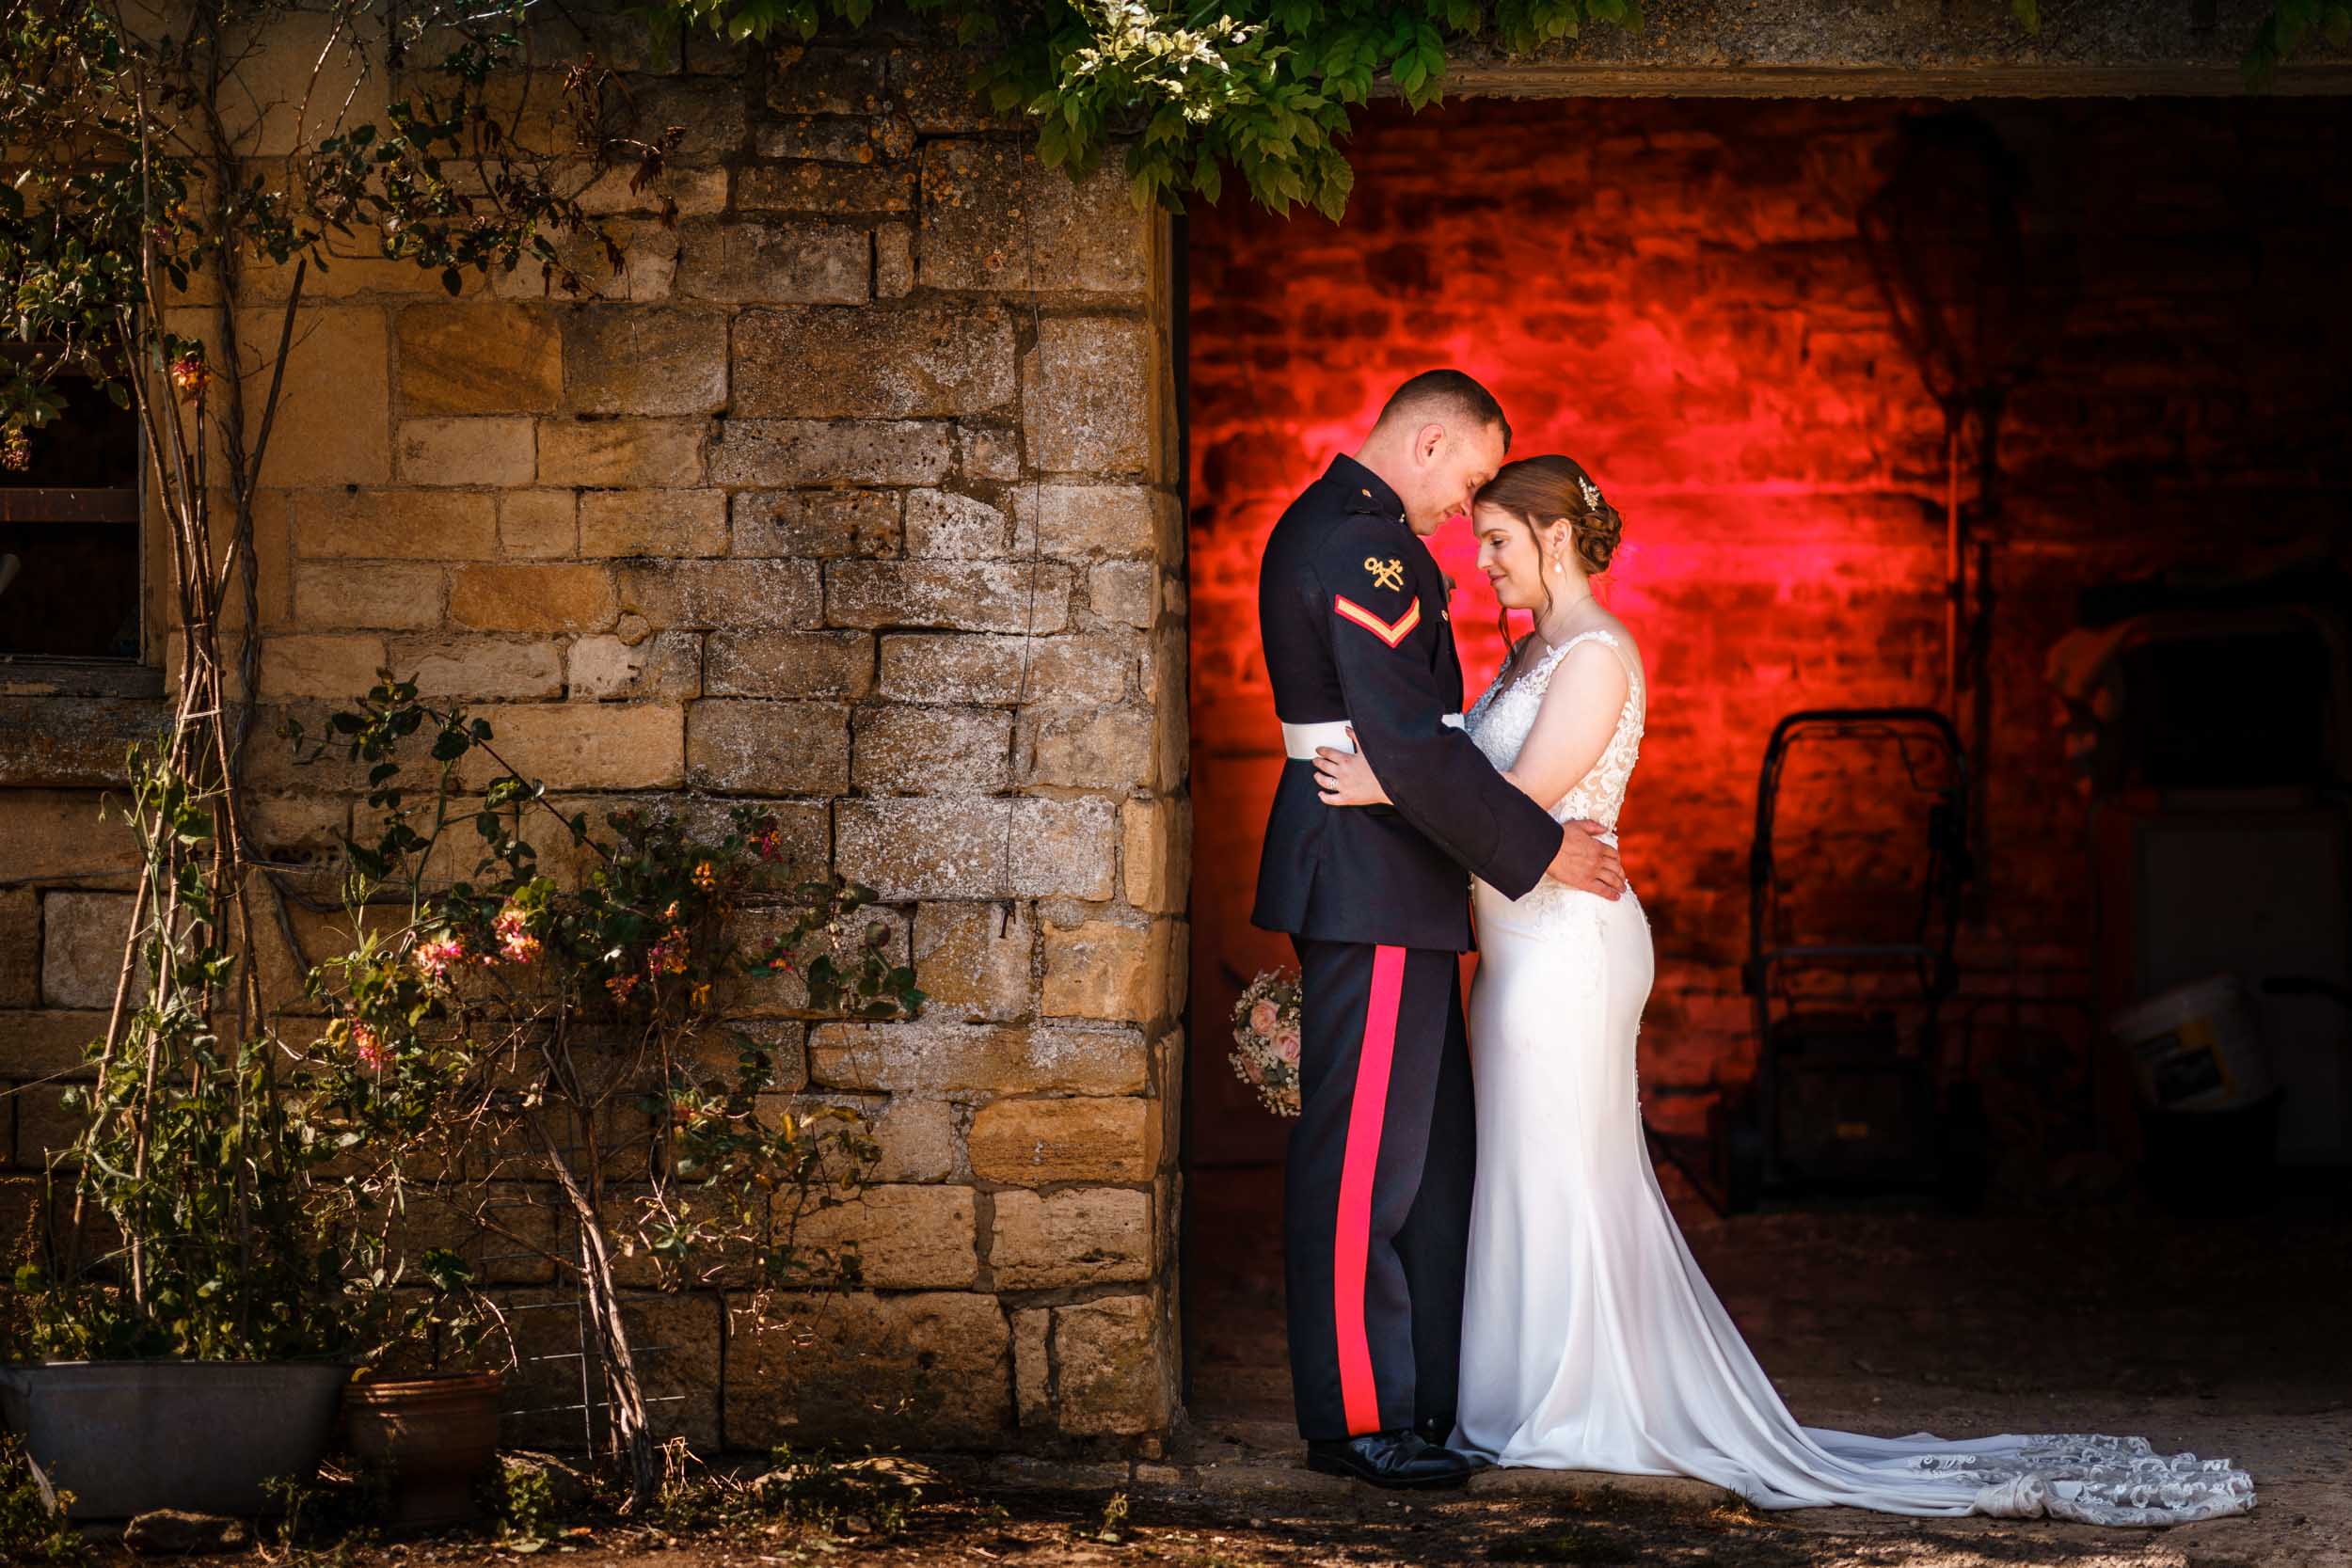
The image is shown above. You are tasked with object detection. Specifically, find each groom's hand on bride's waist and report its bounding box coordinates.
[1546,820,1625,898]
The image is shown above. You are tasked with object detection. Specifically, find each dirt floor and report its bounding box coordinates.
[42,1168,2352,1568]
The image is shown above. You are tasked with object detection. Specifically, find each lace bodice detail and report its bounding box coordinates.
[1465,627,1645,833]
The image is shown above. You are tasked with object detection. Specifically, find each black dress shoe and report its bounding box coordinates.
[1305,1430,1478,1489]
[1415,1418,1493,1470]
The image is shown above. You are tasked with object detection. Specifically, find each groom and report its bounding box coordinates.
[1253,370,1625,1488]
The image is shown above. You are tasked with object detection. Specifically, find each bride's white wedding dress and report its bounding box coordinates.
[1448,626,2256,1524]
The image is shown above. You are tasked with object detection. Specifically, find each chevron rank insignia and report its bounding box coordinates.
[1363,555,1407,592]
[1334,593,1421,648]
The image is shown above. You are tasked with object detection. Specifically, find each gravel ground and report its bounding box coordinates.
[40,1185,2350,1568]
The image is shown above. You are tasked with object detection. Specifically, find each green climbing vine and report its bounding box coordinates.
[654,0,2341,219]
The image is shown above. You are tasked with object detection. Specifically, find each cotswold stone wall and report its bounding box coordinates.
[0,18,1186,1452]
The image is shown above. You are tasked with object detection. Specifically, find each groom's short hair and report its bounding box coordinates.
[1374,370,1511,452]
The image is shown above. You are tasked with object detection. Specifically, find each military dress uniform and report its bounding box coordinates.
[1252,453,1566,1444]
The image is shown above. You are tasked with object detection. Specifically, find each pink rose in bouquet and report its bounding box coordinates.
[1229,968,1304,1117]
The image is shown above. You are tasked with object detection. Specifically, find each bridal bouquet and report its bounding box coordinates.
[1230,968,1305,1117]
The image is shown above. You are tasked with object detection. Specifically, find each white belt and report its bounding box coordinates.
[1282,714,1462,761]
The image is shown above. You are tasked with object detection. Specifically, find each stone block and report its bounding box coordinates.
[727,490,899,559]
[500,490,579,558]
[731,902,909,1019]
[1041,918,1171,1023]
[626,76,747,162]
[449,564,619,634]
[577,163,729,217]
[0,793,139,882]
[966,1096,1156,1185]
[296,489,500,560]
[904,489,1014,559]
[862,1096,959,1183]
[1018,484,1158,560]
[724,1290,1010,1447]
[1024,316,1156,475]
[734,305,1015,419]
[876,632,1133,705]
[494,216,679,304]
[684,700,849,795]
[565,630,703,701]
[1120,798,1189,915]
[707,419,951,487]
[705,631,873,699]
[787,1183,977,1289]
[0,890,38,1007]
[850,705,1010,795]
[0,1010,108,1080]
[693,1019,809,1095]
[911,902,1033,1024]
[754,114,913,164]
[398,417,537,486]
[258,634,389,698]
[241,793,349,863]
[617,559,822,630]
[396,303,563,414]
[876,221,914,297]
[918,144,1149,294]
[674,218,869,305]
[293,563,443,629]
[393,636,566,701]
[1013,1307,1052,1428]
[736,161,914,214]
[1053,1294,1168,1436]
[807,1020,1147,1100]
[989,1188,1150,1289]
[453,703,684,790]
[1021,705,1155,790]
[564,307,729,415]
[12,1084,79,1169]
[959,423,1021,481]
[579,490,730,557]
[835,797,1116,900]
[239,307,389,484]
[1089,561,1161,628]
[825,562,1072,634]
[888,49,1015,133]
[538,419,707,487]
[764,47,884,116]
[40,892,135,1010]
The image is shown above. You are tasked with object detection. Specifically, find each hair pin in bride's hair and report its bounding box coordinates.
[1579,475,1604,512]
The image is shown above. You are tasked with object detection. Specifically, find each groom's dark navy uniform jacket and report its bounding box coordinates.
[1252,456,1564,948]
[1251,454,1566,1444]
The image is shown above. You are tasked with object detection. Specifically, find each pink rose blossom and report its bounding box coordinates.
[495,906,541,964]
[415,934,464,981]
[1276,1030,1301,1063]
[1249,1000,1280,1037]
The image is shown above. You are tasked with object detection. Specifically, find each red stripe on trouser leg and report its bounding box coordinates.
[1333,943,1406,1435]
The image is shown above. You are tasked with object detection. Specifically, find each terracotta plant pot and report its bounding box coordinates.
[340,1370,504,1529]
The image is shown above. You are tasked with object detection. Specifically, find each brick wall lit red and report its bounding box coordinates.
[1184,96,2352,1160]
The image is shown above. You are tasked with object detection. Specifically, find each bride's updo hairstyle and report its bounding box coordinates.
[1472,455,1624,645]
[1474,454,1623,577]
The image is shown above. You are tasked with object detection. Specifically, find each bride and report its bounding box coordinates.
[1310,454,2257,1525]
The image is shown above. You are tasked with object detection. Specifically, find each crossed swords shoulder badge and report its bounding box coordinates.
[1363,555,1406,592]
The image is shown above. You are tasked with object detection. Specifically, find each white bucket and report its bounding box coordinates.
[2107,974,2274,1113]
